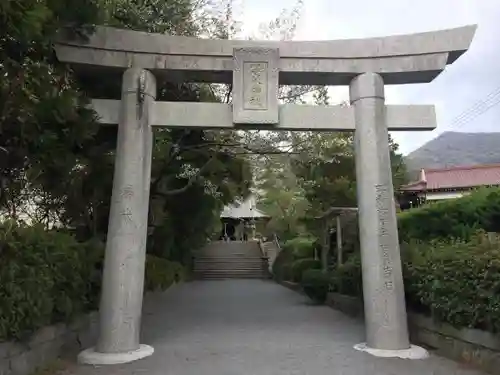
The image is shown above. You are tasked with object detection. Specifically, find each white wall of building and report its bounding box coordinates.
[425,190,471,201]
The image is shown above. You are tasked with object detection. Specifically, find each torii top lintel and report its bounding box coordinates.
[55,25,476,86]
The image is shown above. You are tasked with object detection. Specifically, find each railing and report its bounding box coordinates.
[256,233,281,267]
[273,233,281,252]
[257,238,267,258]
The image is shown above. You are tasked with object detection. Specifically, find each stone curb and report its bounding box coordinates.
[0,313,98,375]
[325,292,500,375]
[0,289,173,375]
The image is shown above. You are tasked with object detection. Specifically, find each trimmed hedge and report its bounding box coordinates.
[290,258,321,282]
[0,222,101,341]
[283,236,316,259]
[0,221,185,341]
[328,188,500,260]
[145,255,185,291]
[398,187,500,242]
[272,236,319,282]
[301,269,329,303]
[272,246,294,281]
[281,263,293,282]
[329,254,362,297]
[329,232,500,333]
[402,235,500,332]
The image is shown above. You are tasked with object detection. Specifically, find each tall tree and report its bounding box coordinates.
[0,0,102,222]
[254,153,309,240]
[0,0,253,264]
[254,87,408,229]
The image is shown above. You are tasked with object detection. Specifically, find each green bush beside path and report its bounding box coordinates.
[0,221,185,342]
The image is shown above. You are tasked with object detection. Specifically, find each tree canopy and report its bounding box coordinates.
[0,0,254,262]
[1,0,408,260]
[252,87,408,240]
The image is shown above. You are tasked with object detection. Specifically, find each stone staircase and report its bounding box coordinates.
[193,241,269,279]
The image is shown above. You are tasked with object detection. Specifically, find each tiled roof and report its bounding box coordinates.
[220,195,270,219]
[401,164,500,191]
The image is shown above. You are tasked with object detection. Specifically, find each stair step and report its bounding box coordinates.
[194,258,263,264]
[195,267,264,270]
[194,264,264,268]
[194,241,268,279]
[194,265,264,268]
[194,272,266,279]
[194,267,265,271]
[194,255,262,262]
[197,250,261,253]
[195,275,265,279]
[194,261,263,264]
[194,269,266,274]
[194,271,265,274]
[197,254,262,258]
[194,271,265,277]
[194,264,264,269]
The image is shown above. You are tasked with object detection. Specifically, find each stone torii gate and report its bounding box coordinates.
[54,24,476,364]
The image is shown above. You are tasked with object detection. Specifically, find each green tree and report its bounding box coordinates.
[253,86,408,237]
[0,0,252,265]
[0,0,102,222]
[254,153,309,240]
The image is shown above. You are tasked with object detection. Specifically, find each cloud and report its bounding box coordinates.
[240,0,500,154]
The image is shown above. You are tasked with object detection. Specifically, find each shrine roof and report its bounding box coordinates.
[401,164,500,191]
[220,195,270,219]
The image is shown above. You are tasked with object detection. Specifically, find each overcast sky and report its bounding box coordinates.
[236,0,500,155]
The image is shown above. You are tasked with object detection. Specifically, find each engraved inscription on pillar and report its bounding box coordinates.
[120,207,137,230]
[121,185,135,200]
[243,62,268,110]
[375,183,396,327]
[375,184,394,292]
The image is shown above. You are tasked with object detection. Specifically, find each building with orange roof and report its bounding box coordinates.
[398,163,500,210]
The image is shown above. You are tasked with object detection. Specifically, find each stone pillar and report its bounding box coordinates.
[78,68,156,365]
[336,215,343,267]
[321,220,329,271]
[350,72,414,355]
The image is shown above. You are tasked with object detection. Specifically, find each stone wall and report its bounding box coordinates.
[326,292,500,374]
[409,313,500,374]
[326,292,364,318]
[0,312,99,375]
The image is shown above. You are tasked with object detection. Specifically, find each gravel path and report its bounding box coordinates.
[72,279,485,375]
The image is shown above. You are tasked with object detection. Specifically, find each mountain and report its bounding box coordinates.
[405,132,500,176]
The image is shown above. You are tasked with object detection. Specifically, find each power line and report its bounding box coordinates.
[450,88,500,128]
[452,96,500,130]
[447,85,500,131]
[452,96,500,129]
[450,87,500,126]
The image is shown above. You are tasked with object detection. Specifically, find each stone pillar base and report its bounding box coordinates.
[78,344,154,365]
[354,343,428,359]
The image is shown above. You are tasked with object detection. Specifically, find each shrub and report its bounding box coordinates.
[402,235,500,332]
[0,221,185,342]
[398,187,500,242]
[329,254,363,297]
[0,221,103,341]
[291,258,322,282]
[301,269,329,303]
[338,214,360,260]
[329,233,500,333]
[145,255,186,291]
[272,246,294,281]
[283,236,316,259]
[281,263,293,281]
